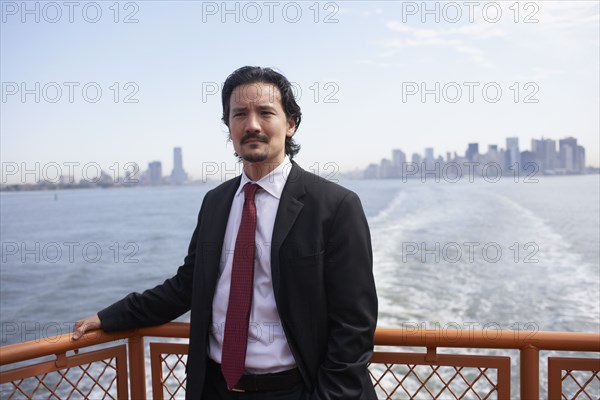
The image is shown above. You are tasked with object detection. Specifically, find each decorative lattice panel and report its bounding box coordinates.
[369,351,510,399]
[0,345,128,400]
[548,357,600,400]
[150,342,188,400]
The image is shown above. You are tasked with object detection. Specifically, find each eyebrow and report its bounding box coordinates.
[231,104,277,113]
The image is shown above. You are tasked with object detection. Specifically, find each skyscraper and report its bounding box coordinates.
[148,161,163,185]
[532,138,558,172]
[170,147,188,185]
[424,148,434,162]
[392,149,406,167]
[576,145,586,173]
[391,149,406,178]
[520,151,536,172]
[466,143,479,162]
[484,144,502,167]
[379,158,393,179]
[559,137,579,173]
[506,137,520,171]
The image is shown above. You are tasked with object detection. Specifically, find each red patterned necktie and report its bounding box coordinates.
[221,183,260,390]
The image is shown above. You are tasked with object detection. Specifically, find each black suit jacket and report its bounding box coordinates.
[99,161,378,399]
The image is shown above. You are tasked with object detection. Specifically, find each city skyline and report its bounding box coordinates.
[2,1,599,181]
[366,134,591,179]
[1,133,596,189]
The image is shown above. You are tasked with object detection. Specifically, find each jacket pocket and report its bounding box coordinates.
[288,250,325,268]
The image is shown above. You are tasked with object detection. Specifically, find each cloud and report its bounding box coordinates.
[357,59,406,68]
[514,67,564,81]
[375,1,597,69]
[455,24,507,39]
[383,20,497,67]
[535,1,599,31]
[531,68,564,80]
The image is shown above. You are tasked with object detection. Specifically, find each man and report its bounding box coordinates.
[73,66,378,399]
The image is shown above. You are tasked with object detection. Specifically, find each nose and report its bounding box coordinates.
[244,112,261,133]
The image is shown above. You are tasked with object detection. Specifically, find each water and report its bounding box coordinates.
[1,176,598,339]
[345,176,600,334]
[1,176,599,396]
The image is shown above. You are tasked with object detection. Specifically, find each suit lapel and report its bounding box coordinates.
[271,161,305,296]
[202,176,241,295]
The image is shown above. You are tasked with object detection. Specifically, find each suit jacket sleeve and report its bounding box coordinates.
[97,200,204,331]
[313,191,378,399]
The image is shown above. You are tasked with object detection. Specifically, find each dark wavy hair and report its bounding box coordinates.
[221,66,302,159]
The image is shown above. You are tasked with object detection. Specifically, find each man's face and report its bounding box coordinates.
[228,82,296,166]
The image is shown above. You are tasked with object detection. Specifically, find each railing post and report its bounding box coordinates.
[128,334,147,400]
[547,358,562,400]
[520,344,539,399]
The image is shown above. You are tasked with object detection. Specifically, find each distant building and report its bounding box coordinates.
[392,149,406,167]
[422,148,435,173]
[559,137,581,173]
[170,147,188,185]
[124,167,140,184]
[148,161,163,185]
[99,170,113,186]
[520,151,536,172]
[466,143,479,162]
[379,158,394,178]
[364,163,378,179]
[480,144,502,168]
[532,138,558,173]
[576,145,586,174]
[59,175,75,185]
[424,148,434,162]
[506,137,520,171]
[390,149,406,178]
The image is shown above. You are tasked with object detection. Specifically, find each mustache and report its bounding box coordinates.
[241,133,269,144]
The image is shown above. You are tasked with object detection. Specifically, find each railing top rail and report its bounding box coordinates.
[0,327,134,366]
[374,327,600,351]
[1,323,598,366]
[0,322,191,366]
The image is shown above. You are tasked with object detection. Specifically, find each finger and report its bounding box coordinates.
[72,323,88,340]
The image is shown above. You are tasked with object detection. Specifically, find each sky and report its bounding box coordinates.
[1,0,599,183]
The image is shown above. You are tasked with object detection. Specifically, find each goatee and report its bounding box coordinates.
[242,152,268,163]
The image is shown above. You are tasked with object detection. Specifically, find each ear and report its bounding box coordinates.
[286,117,296,137]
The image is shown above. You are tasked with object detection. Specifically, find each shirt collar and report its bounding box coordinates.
[236,156,291,200]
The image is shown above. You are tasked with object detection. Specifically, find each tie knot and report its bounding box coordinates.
[243,183,260,200]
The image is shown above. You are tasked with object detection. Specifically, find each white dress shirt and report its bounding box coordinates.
[209,156,296,373]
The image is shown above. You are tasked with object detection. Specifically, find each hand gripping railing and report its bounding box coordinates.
[1,323,598,399]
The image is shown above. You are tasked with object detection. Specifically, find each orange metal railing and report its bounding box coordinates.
[0,322,598,399]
